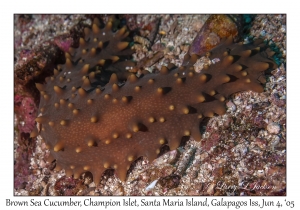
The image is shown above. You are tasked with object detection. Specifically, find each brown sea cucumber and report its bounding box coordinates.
[32,18,276,184]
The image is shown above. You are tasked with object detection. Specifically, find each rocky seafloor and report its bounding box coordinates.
[14,14,286,196]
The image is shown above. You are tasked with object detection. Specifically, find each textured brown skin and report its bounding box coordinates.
[35,20,276,183]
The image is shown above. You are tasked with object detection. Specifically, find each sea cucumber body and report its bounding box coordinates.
[35,20,276,183]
